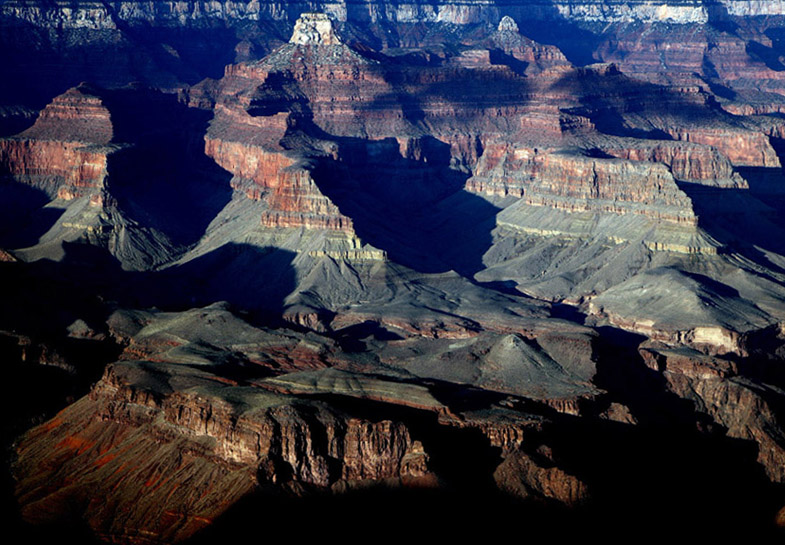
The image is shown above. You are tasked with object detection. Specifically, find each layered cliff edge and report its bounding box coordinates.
[4,0,785,29]
[12,301,785,541]
[5,0,785,109]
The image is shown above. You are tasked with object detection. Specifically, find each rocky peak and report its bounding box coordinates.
[497,15,519,34]
[17,84,113,144]
[289,13,340,46]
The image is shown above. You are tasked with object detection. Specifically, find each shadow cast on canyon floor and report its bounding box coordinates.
[0,182,64,249]
[311,135,501,278]
[679,175,785,277]
[544,324,785,538]
[0,87,233,254]
[1,241,299,333]
[253,63,513,279]
[104,88,234,248]
[150,243,298,322]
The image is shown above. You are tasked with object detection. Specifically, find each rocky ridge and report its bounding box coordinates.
[4,1,785,29]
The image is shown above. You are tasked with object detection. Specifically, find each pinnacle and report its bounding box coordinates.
[289,13,341,46]
[497,15,519,33]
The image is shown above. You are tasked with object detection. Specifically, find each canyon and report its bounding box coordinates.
[3,1,785,542]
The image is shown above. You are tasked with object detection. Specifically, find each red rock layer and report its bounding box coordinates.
[216,43,725,230]
[14,363,432,543]
[0,139,110,199]
[666,127,781,168]
[490,34,571,74]
[19,85,114,144]
[205,31,785,237]
[205,60,358,232]
[204,135,294,202]
[596,25,785,94]
[467,144,696,223]
[0,86,115,199]
[549,64,783,169]
[494,449,589,505]
[591,139,746,187]
[204,134,354,232]
[722,101,785,117]
[213,40,574,166]
[223,47,408,140]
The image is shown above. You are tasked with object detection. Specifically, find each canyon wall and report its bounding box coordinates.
[4,1,785,29]
[0,86,115,199]
[14,362,432,543]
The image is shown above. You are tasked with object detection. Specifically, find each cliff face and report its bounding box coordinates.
[5,0,785,112]
[0,139,111,199]
[204,15,740,245]
[16,86,113,144]
[640,345,785,484]
[0,86,115,199]
[594,23,785,95]
[590,139,746,187]
[203,134,354,232]
[203,87,356,231]
[201,19,514,235]
[3,11,783,332]
[15,357,601,543]
[665,126,781,168]
[490,16,572,73]
[4,1,785,30]
[467,144,697,223]
[14,362,432,543]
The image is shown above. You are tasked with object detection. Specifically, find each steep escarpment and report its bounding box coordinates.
[0,83,235,268]
[15,323,785,541]
[639,343,785,484]
[204,135,354,232]
[665,125,781,168]
[15,351,600,543]
[14,362,432,543]
[0,85,116,200]
[200,21,380,235]
[587,137,746,187]
[467,144,696,222]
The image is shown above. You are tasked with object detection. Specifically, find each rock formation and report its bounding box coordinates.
[290,12,341,45]
[15,362,432,543]
[0,85,115,200]
[4,3,785,542]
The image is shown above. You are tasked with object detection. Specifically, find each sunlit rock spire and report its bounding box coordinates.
[497,15,520,34]
[289,13,341,46]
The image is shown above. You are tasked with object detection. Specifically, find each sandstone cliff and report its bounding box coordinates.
[14,362,432,543]
[0,85,116,200]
